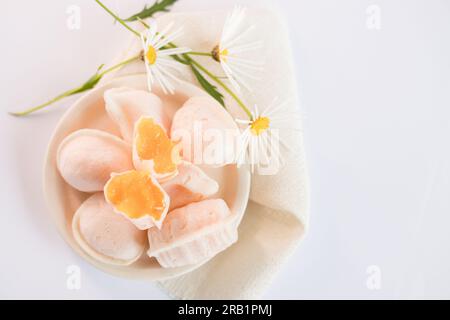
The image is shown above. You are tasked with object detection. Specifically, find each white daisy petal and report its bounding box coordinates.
[259,133,270,166]
[262,100,290,118]
[152,22,174,47]
[157,57,183,69]
[227,56,264,69]
[152,65,172,94]
[250,134,258,172]
[216,6,264,94]
[236,129,251,167]
[140,22,191,95]
[222,62,253,92]
[235,119,252,125]
[157,63,184,85]
[157,58,186,72]
[254,105,260,118]
[235,101,299,175]
[156,27,184,50]
[223,25,255,49]
[221,61,242,93]
[158,47,191,57]
[227,59,260,73]
[222,6,247,44]
[228,40,263,55]
[228,64,260,85]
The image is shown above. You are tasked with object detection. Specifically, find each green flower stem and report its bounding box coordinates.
[169,46,253,119]
[187,57,253,119]
[10,88,80,117]
[188,52,213,57]
[95,0,141,37]
[10,54,141,117]
[96,0,253,120]
[166,42,252,118]
[98,54,141,77]
[137,19,211,57]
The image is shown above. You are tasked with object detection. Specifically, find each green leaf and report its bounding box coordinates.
[72,65,105,94]
[191,65,225,107]
[10,54,141,117]
[124,0,178,22]
[171,54,191,66]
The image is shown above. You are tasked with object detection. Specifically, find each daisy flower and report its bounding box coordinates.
[235,99,298,175]
[212,6,264,93]
[141,22,191,94]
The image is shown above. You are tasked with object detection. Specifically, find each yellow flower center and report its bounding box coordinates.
[146,46,157,65]
[250,117,270,136]
[220,48,229,59]
[212,45,229,62]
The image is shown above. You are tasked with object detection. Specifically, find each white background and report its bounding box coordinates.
[1,0,450,299]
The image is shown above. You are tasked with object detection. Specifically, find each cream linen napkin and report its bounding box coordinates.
[101,7,309,300]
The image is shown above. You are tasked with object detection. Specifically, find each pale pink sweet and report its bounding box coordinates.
[162,161,219,211]
[72,193,146,266]
[147,199,237,268]
[104,88,170,143]
[57,129,133,193]
[171,96,240,167]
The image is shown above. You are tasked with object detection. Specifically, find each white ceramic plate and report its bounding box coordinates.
[43,74,251,281]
